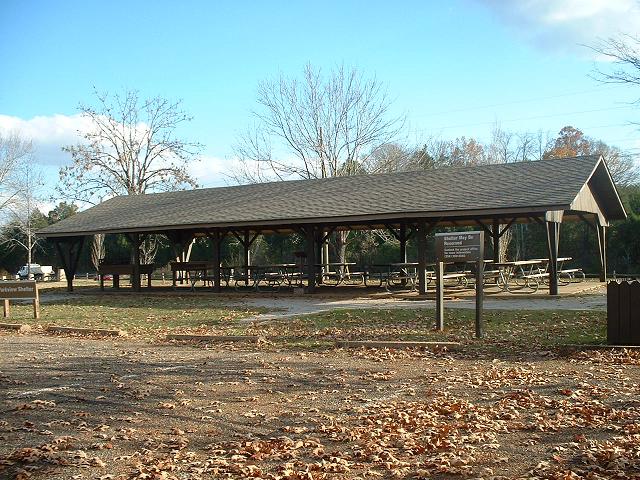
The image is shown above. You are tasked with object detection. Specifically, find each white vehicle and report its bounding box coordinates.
[17,264,55,281]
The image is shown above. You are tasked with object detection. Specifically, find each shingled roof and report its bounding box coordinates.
[38,155,626,237]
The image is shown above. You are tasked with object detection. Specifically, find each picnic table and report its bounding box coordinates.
[363,262,472,292]
[386,262,419,291]
[492,257,580,292]
[170,261,217,290]
[99,263,154,290]
[363,263,418,290]
[493,259,549,292]
[232,264,300,291]
[317,262,364,286]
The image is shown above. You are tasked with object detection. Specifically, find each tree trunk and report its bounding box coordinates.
[91,234,105,271]
[499,225,512,262]
[335,231,349,263]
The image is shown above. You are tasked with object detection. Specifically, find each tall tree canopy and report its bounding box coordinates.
[59,89,202,204]
[544,126,637,186]
[233,63,404,183]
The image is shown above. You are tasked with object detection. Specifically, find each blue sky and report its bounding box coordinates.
[1,0,640,199]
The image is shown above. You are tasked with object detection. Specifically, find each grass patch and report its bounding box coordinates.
[248,308,606,352]
[5,294,265,336]
[4,292,606,352]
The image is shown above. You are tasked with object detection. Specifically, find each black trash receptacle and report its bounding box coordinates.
[607,280,640,345]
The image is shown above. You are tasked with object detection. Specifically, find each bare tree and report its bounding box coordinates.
[592,35,640,86]
[234,64,404,182]
[60,88,202,262]
[234,64,404,262]
[0,132,33,214]
[60,89,202,202]
[364,143,412,173]
[139,234,165,265]
[1,149,45,269]
[486,125,514,164]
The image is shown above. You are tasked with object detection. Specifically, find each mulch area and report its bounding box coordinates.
[1,334,639,479]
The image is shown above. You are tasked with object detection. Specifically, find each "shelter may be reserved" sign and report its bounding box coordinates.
[435,231,484,262]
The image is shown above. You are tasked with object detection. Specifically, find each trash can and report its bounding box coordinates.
[607,280,640,345]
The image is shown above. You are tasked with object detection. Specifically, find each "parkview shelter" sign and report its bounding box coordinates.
[1,281,40,319]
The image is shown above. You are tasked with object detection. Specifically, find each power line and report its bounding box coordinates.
[408,85,628,119]
[409,105,636,133]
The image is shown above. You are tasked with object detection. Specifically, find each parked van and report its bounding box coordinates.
[17,264,55,281]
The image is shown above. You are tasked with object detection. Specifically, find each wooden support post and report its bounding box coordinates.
[33,287,40,319]
[475,259,484,339]
[417,220,428,295]
[546,221,560,296]
[436,261,444,330]
[399,223,407,263]
[3,299,9,318]
[322,230,330,276]
[597,225,607,282]
[211,230,222,293]
[492,218,500,264]
[131,233,141,292]
[243,230,251,286]
[316,228,324,284]
[53,236,84,292]
[305,226,317,293]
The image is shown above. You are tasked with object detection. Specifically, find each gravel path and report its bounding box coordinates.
[236,291,606,322]
[36,288,606,325]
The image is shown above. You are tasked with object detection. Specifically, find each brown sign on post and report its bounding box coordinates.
[435,231,483,262]
[435,231,484,339]
[0,281,40,319]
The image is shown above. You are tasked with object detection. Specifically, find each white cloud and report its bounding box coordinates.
[0,113,240,192]
[476,0,640,56]
[188,155,240,188]
[0,113,92,166]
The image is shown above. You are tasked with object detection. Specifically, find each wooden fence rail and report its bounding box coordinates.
[607,280,640,345]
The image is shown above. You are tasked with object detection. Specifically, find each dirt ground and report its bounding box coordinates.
[1,333,639,480]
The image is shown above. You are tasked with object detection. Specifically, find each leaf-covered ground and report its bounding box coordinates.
[1,331,639,479]
[8,295,267,337]
[6,293,604,352]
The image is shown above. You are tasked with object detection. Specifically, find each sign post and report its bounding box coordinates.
[0,281,40,319]
[435,231,484,338]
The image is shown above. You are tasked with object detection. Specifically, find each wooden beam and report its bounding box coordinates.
[319,226,336,244]
[546,221,560,296]
[131,233,141,292]
[399,223,407,263]
[416,220,437,295]
[384,224,402,241]
[475,220,493,237]
[498,218,516,237]
[53,236,84,292]
[577,212,597,232]
[305,225,317,293]
[211,230,222,292]
[492,218,500,264]
[597,225,607,282]
[243,230,251,285]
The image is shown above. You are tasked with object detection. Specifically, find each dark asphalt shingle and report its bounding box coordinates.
[38,155,620,236]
